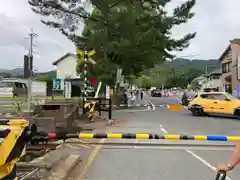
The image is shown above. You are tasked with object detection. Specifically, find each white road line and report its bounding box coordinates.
[160,124,168,133]
[175,97,187,109]
[159,124,232,180]
[103,146,233,151]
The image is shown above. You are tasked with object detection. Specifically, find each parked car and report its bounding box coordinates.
[151,89,162,97]
[0,81,27,97]
[188,91,240,117]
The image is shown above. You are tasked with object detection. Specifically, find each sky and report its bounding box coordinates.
[0,0,240,72]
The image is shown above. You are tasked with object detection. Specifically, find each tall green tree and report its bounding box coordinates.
[29,0,196,83]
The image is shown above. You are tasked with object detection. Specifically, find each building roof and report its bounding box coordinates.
[52,52,96,66]
[207,68,221,76]
[218,39,240,61]
[52,53,76,65]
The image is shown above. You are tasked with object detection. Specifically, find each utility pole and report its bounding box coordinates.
[27,29,38,112]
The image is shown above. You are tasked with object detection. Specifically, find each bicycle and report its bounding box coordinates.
[215,171,227,180]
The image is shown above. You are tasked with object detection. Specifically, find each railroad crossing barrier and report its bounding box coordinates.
[0,119,28,180]
[82,97,112,120]
[47,133,240,141]
[0,119,233,179]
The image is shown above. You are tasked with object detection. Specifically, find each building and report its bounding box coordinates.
[219,39,240,95]
[202,69,221,91]
[191,75,208,89]
[53,53,81,79]
[52,52,96,96]
[53,52,96,79]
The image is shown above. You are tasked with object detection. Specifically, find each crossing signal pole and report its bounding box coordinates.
[83,46,88,99]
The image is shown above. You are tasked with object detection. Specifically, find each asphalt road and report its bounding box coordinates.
[80,95,240,180]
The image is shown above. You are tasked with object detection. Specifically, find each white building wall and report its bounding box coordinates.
[204,79,221,89]
[56,55,80,79]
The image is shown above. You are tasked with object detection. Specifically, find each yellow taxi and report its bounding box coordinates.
[188,92,240,117]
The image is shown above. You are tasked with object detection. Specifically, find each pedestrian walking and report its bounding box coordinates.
[140,91,144,100]
[129,91,136,105]
[136,89,140,101]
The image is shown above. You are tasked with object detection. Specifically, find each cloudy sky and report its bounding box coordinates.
[0,0,240,72]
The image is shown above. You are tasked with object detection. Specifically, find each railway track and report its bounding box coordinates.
[16,142,62,179]
[17,167,41,180]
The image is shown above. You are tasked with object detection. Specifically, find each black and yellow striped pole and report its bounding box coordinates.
[76,47,96,115]
[83,46,88,98]
[47,133,240,142]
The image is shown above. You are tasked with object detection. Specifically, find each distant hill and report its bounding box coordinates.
[1,59,220,78]
[0,68,56,77]
[162,58,220,73]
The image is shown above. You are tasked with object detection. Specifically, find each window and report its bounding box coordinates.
[19,83,27,88]
[222,62,231,73]
[237,55,240,80]
[211,74,220,79]
[211,94,227,100]
[15,82,22,88]
[225,92,237,100]
[227,50,232,60]
[200,93,227,100]
[200,94,210,99]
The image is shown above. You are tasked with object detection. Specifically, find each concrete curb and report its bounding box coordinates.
[48,154,81,180]
[29,147,68,170]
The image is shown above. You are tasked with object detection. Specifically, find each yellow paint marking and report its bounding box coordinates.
[76,139,105,180]
[107,133,122,139]
[227,136,240,142]
[136,134,149,139]
[79,133,94,139]
[194,136,207,140]
[164,134,180,140]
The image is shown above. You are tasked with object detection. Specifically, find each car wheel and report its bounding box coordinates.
[191,106,204,116]
[234,108,240,119]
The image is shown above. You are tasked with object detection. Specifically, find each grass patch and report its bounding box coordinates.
[0,96,82,101]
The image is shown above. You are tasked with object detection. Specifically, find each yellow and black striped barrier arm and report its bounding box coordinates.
[48,133,240,141]
[0,119,29,180]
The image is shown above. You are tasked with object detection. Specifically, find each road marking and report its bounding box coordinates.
[76,139,105,180]
[160,124,168,133]
[175,97,187,109]
[159,124,232,180]
[102,146,233,151]
[186,150,231,180]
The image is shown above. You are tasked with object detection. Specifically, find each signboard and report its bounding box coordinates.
[24,55,33,78]
[116,68,122,84]
[106,85,110,99]
[52,78,64,90]
[64,81,72,99]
